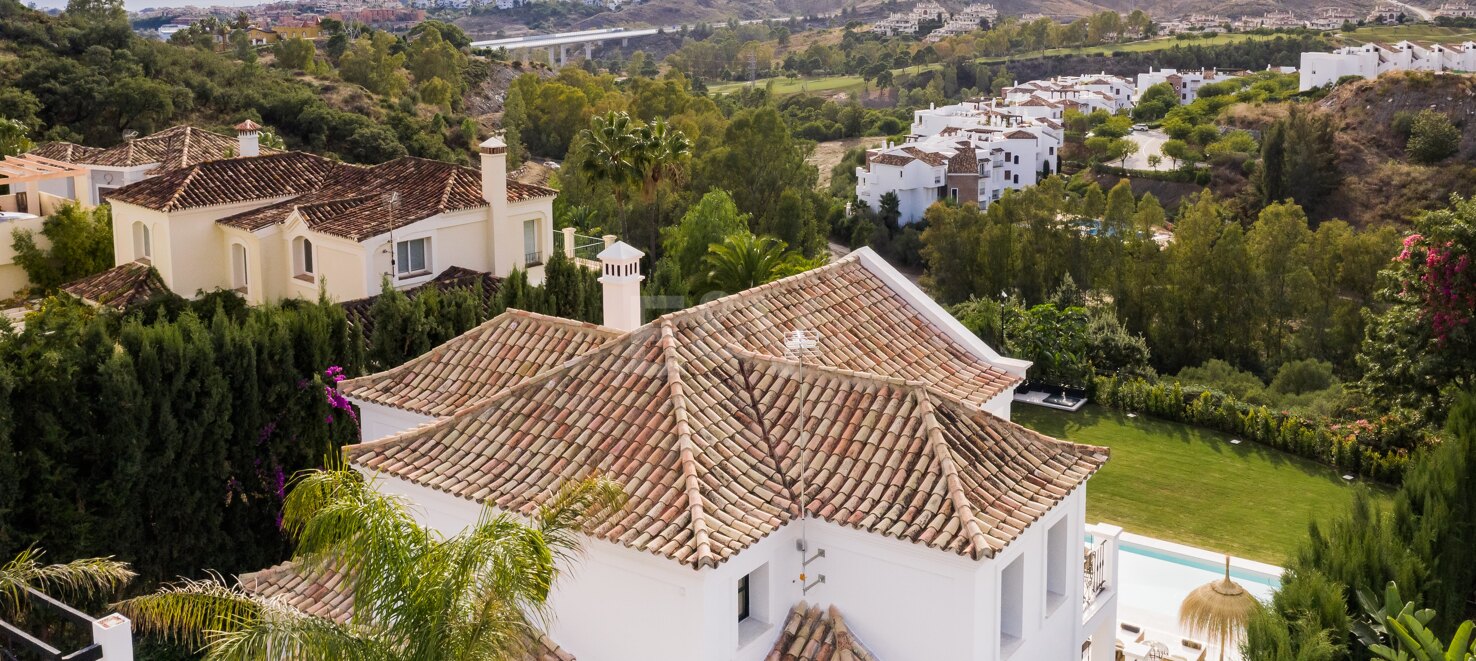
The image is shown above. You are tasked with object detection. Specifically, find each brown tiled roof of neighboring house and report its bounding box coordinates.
[868,152,914,167]
[28,142,103,163]
[39,126,280,171]
[341,309,621,417]
[108,151,341,212]
[947,146,979,174]
[1004,130,1039,140]
[900,146,949,166]
[239,561,575,660]
[165,155,555,239]
[61,262,171,310]
[347,257,1101,568]
[767,602,880,661]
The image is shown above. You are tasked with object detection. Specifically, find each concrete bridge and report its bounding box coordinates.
[470,26,666,65]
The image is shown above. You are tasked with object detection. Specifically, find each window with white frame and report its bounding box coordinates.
[395,237,430,277]
[132,222,151,262]
[293,236,315,281]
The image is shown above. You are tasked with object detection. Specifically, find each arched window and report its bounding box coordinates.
[293,236,314,281]
[231,243,249,291]
[132,222,151,262]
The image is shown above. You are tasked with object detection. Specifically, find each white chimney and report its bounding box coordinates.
[233,119,260,158]
[597,241,644,332]
[478,135,508,208]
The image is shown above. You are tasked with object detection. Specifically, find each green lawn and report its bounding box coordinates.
[707,74,866,96]
[1014,404,1392,565]
[974,32,1283,63]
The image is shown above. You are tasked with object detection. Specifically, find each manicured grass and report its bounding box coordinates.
[707,74,866,96]
[1013,404,1392,565]
[974,32,1284,63]
[1337,24,1476,45]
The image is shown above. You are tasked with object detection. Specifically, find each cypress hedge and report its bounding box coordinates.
[1093,375,1416,483]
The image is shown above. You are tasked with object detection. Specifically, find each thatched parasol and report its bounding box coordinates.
[1179,556,1258,661]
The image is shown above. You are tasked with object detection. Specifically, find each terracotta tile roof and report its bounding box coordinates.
[28,142,102,163]
[900,146,948,166]
[346,258,1101,567]
[39,126,280,171]
[206,157,553,239]
[868,152,914,167]
[108,152,341,212]
[1004,130,1039,140]
[341,309,621,417]
[947,146,979,174]
[767,602,880,661]
[239,561,575,660]
[61,262,170,309]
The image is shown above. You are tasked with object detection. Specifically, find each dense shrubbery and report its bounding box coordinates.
[1093,374,1417,482]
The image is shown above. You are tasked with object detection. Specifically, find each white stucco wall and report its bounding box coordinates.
[352,399,436,443]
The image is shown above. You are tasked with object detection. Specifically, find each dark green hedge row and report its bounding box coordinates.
[1092,375,1417,483]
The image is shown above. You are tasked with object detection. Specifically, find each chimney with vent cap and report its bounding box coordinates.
[597,241,644,332]
[234,120,260,158]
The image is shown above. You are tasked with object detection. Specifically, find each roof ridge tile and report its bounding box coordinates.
[913,388,993,560]
[659,320,718,569]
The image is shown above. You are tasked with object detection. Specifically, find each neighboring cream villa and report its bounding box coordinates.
[1300,40,1476,90]
[1135,68,1243,104]
[242,245,1125,661]
[20,122,554,304]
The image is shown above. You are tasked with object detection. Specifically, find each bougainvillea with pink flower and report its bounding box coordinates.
[1358,195,1476,419]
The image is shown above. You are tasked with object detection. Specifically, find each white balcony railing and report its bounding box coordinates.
[1084,540,1109,608]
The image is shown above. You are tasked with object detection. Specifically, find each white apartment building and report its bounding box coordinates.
[855,99,1063,223]
[1368,5,1404,23]
[35,123,556,305]
[1300,40,1476,89]
[1233,10,1303,31]
[1002,73,1137,113]
[1158,14,1228,34]
[305,244,1123,661]
[1135,68,1242,104]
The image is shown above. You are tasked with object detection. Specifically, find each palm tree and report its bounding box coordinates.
[700,233,819,297]
[576,112,640,243]
[632,118,691,250]
[117,468,624,660]
[1,547,135,615]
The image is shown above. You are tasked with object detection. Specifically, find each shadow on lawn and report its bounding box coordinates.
[1015,403,1361,491]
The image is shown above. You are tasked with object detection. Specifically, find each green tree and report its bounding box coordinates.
[0,118,32,157]
[418,77,453,112]
[272,37,316,70]
[9,202,114,291]
[696,107,818,243]
[119,468,624,660]
[406,27,466,98]
[1357,196,1476,420]
[501,85,528,169]
[661,190,749,288]
[339,32,409,98]
[1258,107,1340,211]
[699,233,815,297]
[1248,202,1314,366]
[1405,110,1460,164]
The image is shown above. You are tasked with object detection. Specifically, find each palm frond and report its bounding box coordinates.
[206,607,383,661]
[0,547,135,613]
[113,576,266,649]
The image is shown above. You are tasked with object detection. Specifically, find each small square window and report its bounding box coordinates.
[396,237,430,277]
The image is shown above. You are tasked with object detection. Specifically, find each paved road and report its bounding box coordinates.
[1122,129,1170,171]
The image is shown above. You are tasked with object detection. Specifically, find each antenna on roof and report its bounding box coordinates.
[381,191,401,278]
[788,327,826,595]
[122,129,139,141]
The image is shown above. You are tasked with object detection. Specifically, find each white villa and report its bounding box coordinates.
[1157,14,1229,34]
[1437,2,1476,18]
[1135,68,1243,104]
[238,243,1124,661]
[29,122,556,305]
[1001,74,1136,114]
[1300,40,1476,89]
